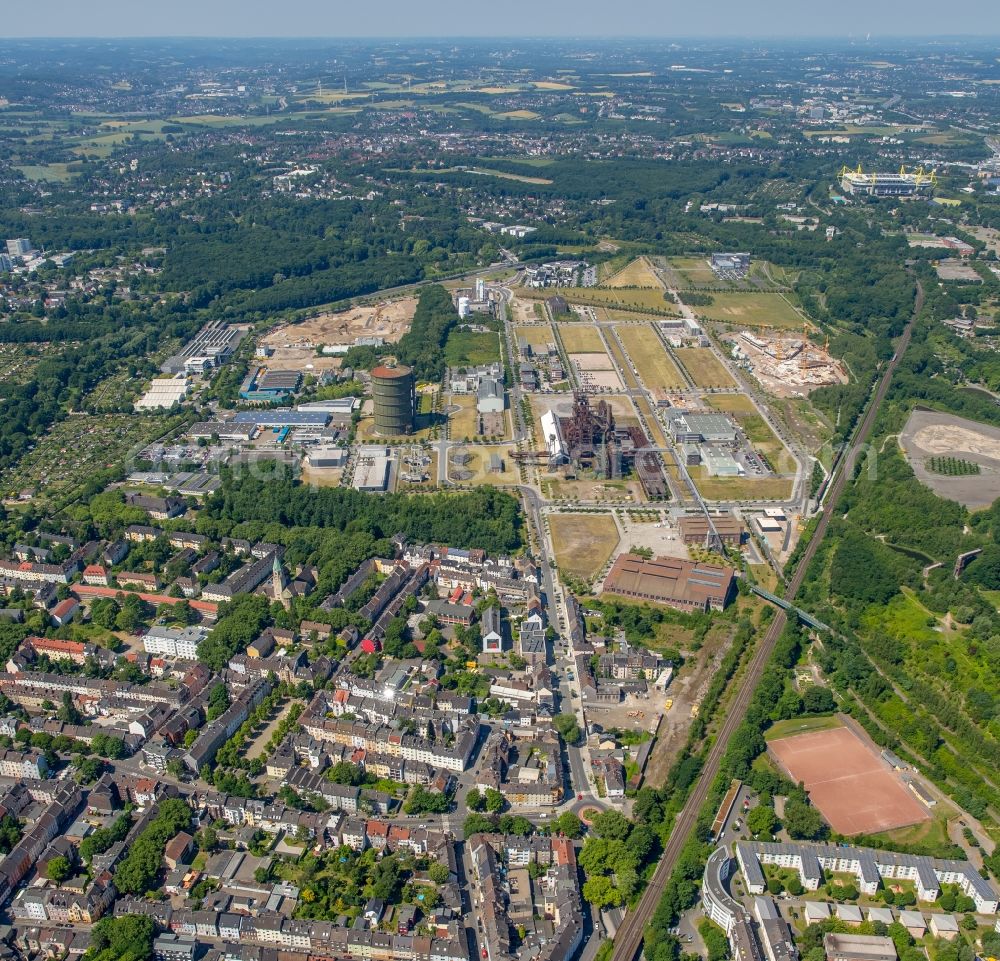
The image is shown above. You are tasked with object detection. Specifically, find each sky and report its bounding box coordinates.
[3,0,1000,39]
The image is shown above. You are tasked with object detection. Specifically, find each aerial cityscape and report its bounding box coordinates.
[2,9,1000,961]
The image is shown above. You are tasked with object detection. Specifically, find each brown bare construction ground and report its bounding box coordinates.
[642,620,739,788]
[259,298,417,374]
[263,297,417,349]
[549,513,620,581]
[899,408,1000,508]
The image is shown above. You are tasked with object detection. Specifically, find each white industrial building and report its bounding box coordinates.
[305,447,348,469]
[297,397,360,415]
[540,410,566,465]
[135,375,191,410]
[702,447,743,477]
[353,446,390,493]
[477,376,505,414]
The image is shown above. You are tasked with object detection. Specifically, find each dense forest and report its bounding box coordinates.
[343,284,460,380]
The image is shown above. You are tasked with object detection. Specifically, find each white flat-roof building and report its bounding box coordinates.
[702,447,743,477]
[354,448,390,493]
[298,398,360,415]
[738,841,999,913]
[306,447,348,469]
[136,376,190,410]
[143,625,210,660]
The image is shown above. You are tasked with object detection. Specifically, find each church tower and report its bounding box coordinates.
[272,554,290,611]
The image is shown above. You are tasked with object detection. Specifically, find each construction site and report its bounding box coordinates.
[518,391,669,499]
[725,329,847,397]
[258,297,417,372]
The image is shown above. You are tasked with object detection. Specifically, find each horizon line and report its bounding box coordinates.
[2,33,1000,41]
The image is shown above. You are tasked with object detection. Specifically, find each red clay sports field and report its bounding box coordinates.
[768,725,929,835]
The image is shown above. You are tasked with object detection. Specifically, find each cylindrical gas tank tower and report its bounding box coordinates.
[371,363,415,435]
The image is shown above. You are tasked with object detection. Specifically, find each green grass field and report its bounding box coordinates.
[13,163,77,182]
[557,323,606,353]
[689,468,793,502]
[615,325,686,390]
[765,715,842,741]
[694,293,806,330]
[667,256,718,286]
[866,816,953,852]
[674,348,735,388]
[444,329,501,367]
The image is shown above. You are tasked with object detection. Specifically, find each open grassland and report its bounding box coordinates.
[13,163,78,181]
[557,323,606,353]
[596,254,633,283]
[605,308,673,323]
[479,156,556,168]
[518,285,676,314]
[867,816,953,852]
[549,513,620,581]
[803,125,906,138]
[447,395,480,440]
[602,257,663,289]
[513,324,554,349]
[443,329,501,367]
[765,715,842,740]
[674,348,736,388]
[667,256,718,287]
[694,292,806,330]
[689,467,793,502]
[615,325,686,390]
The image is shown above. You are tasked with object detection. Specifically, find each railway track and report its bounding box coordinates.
[609,283,921,961]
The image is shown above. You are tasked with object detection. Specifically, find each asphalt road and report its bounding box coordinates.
[608,281,922,961]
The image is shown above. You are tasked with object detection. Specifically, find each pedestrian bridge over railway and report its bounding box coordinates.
[749,585,829,631]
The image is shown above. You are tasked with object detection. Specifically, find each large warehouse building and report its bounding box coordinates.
[603,553,735,612]
[371,364,415,436]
